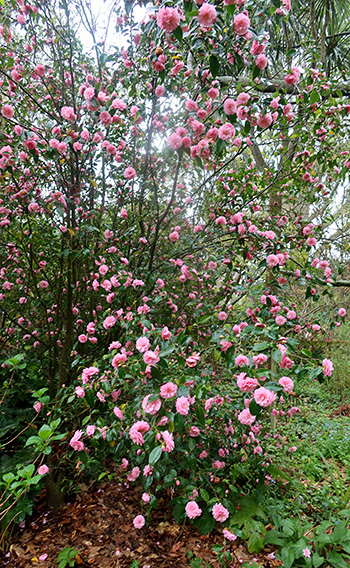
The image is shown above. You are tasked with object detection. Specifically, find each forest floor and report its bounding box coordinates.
[1,478,280,568]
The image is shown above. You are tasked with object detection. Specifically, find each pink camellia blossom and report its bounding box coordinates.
[176,396,190,416]
[75,386,85,398]
[155,86,165,97]
[285,67,300,85]
[169,231,179,242]
[78,334,88,343]
[157,7,180,32]
[113,406,124,420]
[39,280,49,289]
[236,373,259,393]
[61,106,77,121]
[136,336,150,353]
[161,326,171,340]
[162,430,175,452]
[212,503,229,522]
[218,311,227,321]
[142,493,151,503]
[198,3,217,27]
[143,350,160,366]
[1,104,14,119]
[86,425,96,437]
[216,215,227,225]
[338,308,346,317]
[103,315,116,330]
[218,123,235,141]
[254,387,276,407]
[235,354,249,367]
[38,465,49,475]
[322,358,334,377]
[223,98,237,115]
[133,515,146,529]
[186,352,200,367]
[160,381,178,399]
[124,166,136,179]
[112,353,127,368]
[129,420,150,445]
[167,133,182,151]
[275,315,287,326]
[256,54,268,69]
[34,402,43,413]
[142,394,162,415]
[185,501,202,519]
[69,429,84,451]
[238,408,256,426]
[223,529,237,541]
[253,353,268,366]
[279,376,294,393]
[234,13,250,35]
[257,112,273,129]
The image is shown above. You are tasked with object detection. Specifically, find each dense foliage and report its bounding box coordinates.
[1,0,350,557]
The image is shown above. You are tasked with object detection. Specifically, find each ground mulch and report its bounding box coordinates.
[1,480,280,568]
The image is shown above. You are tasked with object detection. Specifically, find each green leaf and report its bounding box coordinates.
[253,342,270,352]
[193,510,215,534]
[200,489,210,502]
[195,405,205,426]
[149,446,162,466]
[158,345,175,357]
[249,399,261,418]
[272,350,282,364]
[267,464,291,482]
[310,367,322,380]
[264,529,284,546]
[173,501,186,522]
[25,436,42,446]
[279,546,295,568]
[313,553,325,568]
[215,137,226,156]
[209,55,220,79]
[327,550,349,568]
[247,532,264,553]
[172,25,183,43]
[309,90,320,105]
[332,522,348,544]
[301,348,312,358]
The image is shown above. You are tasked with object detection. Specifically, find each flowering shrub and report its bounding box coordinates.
[0,0,349,542]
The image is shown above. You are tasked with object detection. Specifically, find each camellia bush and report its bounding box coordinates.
[0,0,350,550]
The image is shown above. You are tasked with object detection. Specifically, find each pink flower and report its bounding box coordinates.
[142,493,151,503]
[160,381,178,399]
[69,430,84,451]
[176,396,190,416]
[285,67,300,85]
[237,373,259,393]
[38,465,49,475]
[302,548,311,558]
[256,54,268,69]
[234,13,250,35]
[129,420,150,445]
[169,231,179,242]
[254,387,276,407]
[75,386,85,398]
[185,501,202,519]
[34,402,43,413]
[235,354,249,367]
[197,3,217,27]
[142,394,162,415]
[136,336,150,353]
[124,166,136,179]
[322,358,333,377]
[162,430,175,452]
[113,406,124,420]
[112,353,127,368]
[157,7,180,32]
[127,466,140,481]
[275,315,287,326]
[212,503,229,522]
[278,376,294,393]
[338,308,347,317]
[39,280,49,289]
[133,515,145,529]
[103,315,116,330]
[61,106,77,121]
[1,104,14,119]
[86,425,96,437]
[238,408,256,426]
[223,98,237,115]
[223,529,237,541]
[218,311,227,321]
[161,326,172,340]
[218,123,235,141]
[257,112,272,129]
[78,334,88,343]
[143,350,160,366]
[186,352,200,367]
[167,133,182,151]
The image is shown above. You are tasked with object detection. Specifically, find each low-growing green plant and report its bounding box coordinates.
[264,514,350,568]
[56,547,79,568]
